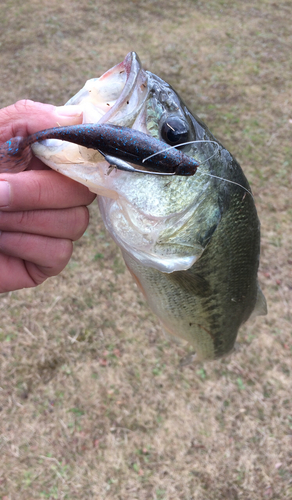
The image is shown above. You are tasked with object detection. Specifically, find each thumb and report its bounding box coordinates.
[0,99,83,143]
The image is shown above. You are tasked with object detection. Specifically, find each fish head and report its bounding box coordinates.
[32,53,232,274]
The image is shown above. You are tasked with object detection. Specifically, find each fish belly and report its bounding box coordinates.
[123,251,217,360]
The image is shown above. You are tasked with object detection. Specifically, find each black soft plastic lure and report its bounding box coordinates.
[0,123,200,176]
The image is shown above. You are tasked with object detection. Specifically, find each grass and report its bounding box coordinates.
[0,0,292,498]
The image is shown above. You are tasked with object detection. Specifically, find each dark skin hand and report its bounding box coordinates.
[0,99,96,293]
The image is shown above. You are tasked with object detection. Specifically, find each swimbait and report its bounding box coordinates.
[0,124,199,175]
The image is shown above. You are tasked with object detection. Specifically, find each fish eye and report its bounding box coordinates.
[160,117,190,146]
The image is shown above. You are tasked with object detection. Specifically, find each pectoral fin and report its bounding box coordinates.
[169,270,210,297]
[250,284,268,319]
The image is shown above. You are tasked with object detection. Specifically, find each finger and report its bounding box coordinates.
[0,170,96,211]
[0,248,72,293]
[0,100,83,143]
[0,232,73,277]
[0,253,37,291]
[0,206,90,240]
[0,253,43,292]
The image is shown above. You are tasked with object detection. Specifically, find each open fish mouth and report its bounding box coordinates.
[66,52,149,129]
[32,52,151,199]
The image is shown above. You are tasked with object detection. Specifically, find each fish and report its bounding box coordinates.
[3,52,267,360]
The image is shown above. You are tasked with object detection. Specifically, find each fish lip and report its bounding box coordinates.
[98,51,148,126]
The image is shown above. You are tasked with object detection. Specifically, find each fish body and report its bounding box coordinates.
[28,52,266,359]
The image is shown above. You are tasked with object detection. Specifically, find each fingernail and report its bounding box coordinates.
[0,181,10,208]
[55,105,83,117]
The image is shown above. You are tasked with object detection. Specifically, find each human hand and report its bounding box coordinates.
[0,100,96,293]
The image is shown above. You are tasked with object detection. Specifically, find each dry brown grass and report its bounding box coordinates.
[0,0,292,498]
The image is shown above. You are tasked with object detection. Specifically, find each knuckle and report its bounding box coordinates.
[13,99,35,113]
[71,206,90,240]
[9,101,36,137]
[53,239,73,270]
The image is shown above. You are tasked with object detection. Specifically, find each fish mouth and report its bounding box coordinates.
[35,52,149,153]
[32,52,150,198]
[96,52,149,128]
[66,51,149,130]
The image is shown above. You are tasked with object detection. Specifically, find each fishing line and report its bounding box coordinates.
[142,140,220,163]
[197,171,253,199]
[143,140,253,198]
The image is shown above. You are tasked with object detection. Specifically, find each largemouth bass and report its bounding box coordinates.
[7,52,268,360]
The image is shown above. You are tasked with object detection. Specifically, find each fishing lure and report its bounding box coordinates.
[0,123,200,176]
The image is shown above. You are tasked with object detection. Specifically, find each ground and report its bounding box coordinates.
[0,0,291,499]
